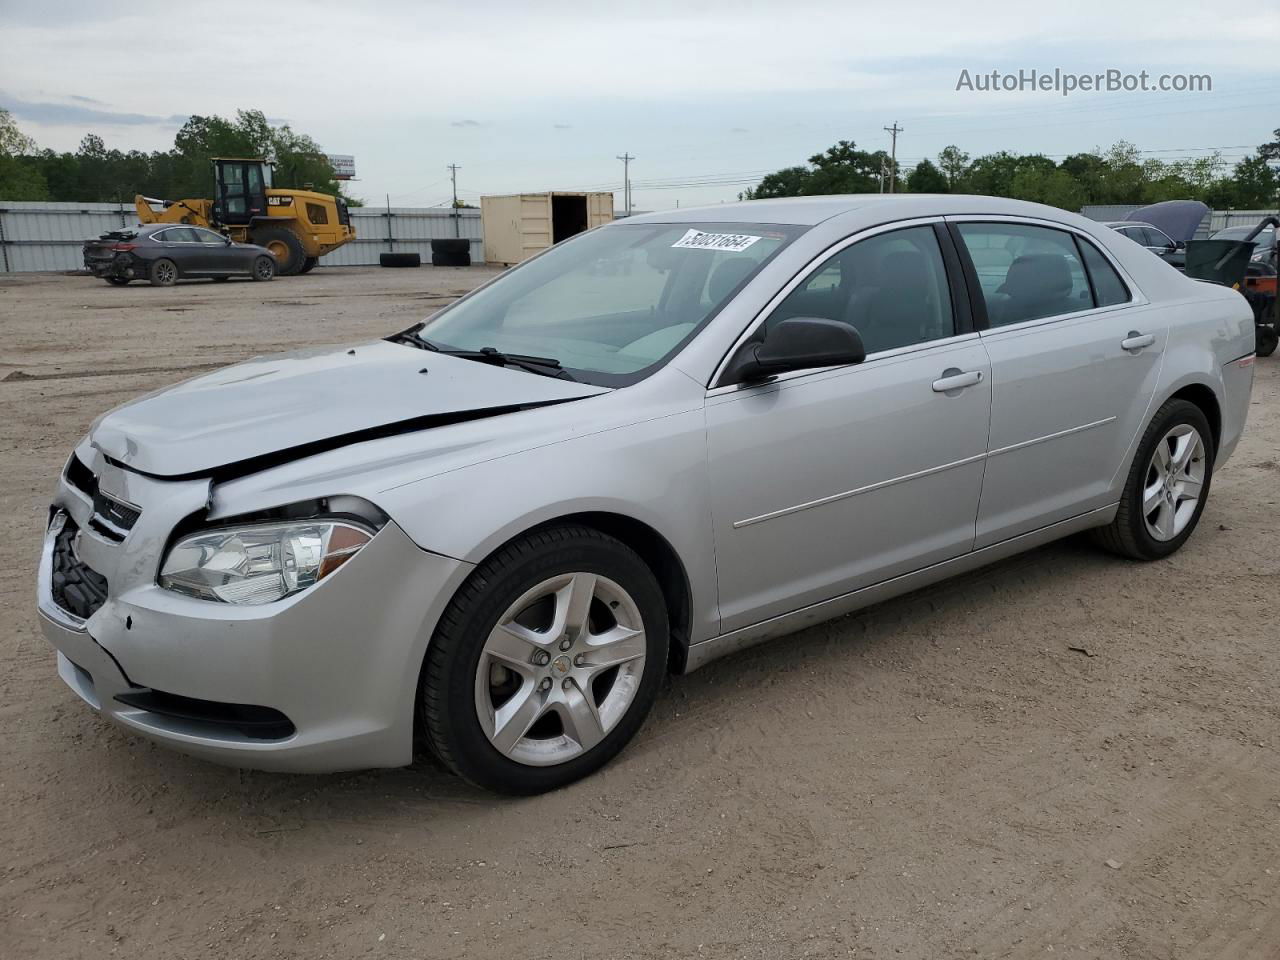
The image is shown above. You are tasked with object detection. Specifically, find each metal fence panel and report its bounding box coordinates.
[325,207,483,266]
[0,201,484,272]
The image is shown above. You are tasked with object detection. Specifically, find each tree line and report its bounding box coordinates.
[0,108,358,205]
[742,132,1280,211]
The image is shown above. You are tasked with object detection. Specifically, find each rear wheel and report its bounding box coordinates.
[253,226,305,275]
[421,526,668,794]
[104,276,129,286]
[1093,399,1213,560]
[148,258,177,287]
[251,255,276,282]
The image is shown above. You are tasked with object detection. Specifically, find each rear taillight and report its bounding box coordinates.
[111,243,136,252]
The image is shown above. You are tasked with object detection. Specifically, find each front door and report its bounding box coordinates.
[706,222,992,632]
[949,219,1166,548]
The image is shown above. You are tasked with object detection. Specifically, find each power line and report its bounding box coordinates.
[447,163,461,237]
[616,153,635,215]
[883,122,903,192]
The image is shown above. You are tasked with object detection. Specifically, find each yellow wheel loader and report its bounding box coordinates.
[134,158,354,275]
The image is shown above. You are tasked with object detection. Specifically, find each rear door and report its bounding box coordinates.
[706,221,992,631]
[949,218,1166,548]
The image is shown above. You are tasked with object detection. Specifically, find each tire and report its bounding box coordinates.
[104,277,129,286]
[380,252,421,268]
[299,257,318,274]
[421,525,668,795]
[1257,325,1278,358]
[251,255,276,282]
[1092,398,1214,560]
[148,258,177,287]
[252,226,306,275]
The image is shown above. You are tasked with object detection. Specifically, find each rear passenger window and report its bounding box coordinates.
[160,227,198,243]
[1078,238,1131,307]
[765,225,954,355]
[956,223,1093,327]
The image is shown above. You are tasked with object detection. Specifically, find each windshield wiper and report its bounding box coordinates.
[387,329,438,351]
[450,346,577,381]
[389,331,577,381]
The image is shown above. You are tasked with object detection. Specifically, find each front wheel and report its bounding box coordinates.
[1093,399,1214,560]
[1257,325,1278,359]
[104,276,129,286]
[251,255,276,282]
[420,526,668,794]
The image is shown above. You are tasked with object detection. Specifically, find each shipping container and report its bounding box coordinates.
[480,192,613,266]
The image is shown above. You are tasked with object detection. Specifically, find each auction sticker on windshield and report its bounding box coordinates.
[671,229,762,252]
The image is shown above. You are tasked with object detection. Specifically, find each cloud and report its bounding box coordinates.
[730,127,748,133]
[450,119,482,128]
[0,93,186,127]
[67,94,107,105]
[553,123,572,129]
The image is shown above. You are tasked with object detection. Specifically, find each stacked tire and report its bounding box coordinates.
[431,239,471,267]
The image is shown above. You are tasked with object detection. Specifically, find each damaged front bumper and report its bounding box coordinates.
[37,459,473,773]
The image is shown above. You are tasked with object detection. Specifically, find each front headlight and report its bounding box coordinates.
[159,521,373,605]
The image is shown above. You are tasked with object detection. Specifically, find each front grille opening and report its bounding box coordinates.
[64,454,97,500]
[50,517,109,620]
[114,689,295,741]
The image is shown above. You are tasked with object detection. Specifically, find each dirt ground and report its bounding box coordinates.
[2,267,1278,960]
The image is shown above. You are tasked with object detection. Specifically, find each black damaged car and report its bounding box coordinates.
[83,224,277,286]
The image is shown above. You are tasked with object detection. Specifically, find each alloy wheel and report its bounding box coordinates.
[474,572,648,767]
[1142,423,1206,541]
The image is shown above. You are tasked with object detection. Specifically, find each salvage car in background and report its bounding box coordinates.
[1209,224,1278,274]
[1104,220,1183,264]
[40,195,1254,794]
[83,224,276,286]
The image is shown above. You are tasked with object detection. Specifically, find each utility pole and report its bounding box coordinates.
[883,122,903,193]
[447,163,461,237]
[616,153,634,216]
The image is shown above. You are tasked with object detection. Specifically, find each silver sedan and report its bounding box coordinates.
[38,195,1256,793]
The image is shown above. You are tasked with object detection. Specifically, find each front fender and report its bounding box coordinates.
[376,405,721,644]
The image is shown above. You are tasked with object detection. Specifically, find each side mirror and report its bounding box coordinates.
[725,317,866,384]
[225,236,233,246]
[1173,240,1185,251]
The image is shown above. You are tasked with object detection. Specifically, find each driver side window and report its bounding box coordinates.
[765,225,955,355]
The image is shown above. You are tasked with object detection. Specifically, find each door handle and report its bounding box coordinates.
[1121,332,1155,352]
[932,369,984,393]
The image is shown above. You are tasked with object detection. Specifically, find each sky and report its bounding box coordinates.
[2,0,1278,212]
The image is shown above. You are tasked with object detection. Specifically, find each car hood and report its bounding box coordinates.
[1123,200,1209,244]
[89,340,608,479]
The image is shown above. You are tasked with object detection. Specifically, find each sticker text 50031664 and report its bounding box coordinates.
[671,229,762,253]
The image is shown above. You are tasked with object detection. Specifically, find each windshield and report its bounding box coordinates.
[415,221,802,386]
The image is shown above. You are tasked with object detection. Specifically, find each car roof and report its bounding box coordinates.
[1213,225,1275,238]
[1104,221,1159,229]
[623,193,1102,228]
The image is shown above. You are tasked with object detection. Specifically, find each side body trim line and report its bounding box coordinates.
[734,416,1118,529]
